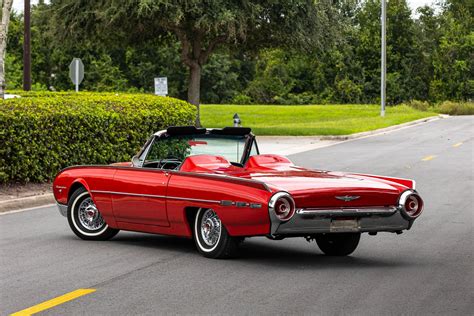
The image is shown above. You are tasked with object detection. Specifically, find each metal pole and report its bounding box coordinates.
[75,59,79,92]
[23,0,31,91]
[380,0,386,117]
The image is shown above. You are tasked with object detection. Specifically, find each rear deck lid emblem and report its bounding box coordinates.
[335,195,360,202]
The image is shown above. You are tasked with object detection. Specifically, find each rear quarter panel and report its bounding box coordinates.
[167,173,273,237]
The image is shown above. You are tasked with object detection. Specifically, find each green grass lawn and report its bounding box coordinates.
[201,104,438,136]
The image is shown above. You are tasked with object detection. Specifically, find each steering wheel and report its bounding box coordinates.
[158,156,182,170]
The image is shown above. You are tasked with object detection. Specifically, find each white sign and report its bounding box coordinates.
[154,77,168,96]
[69,58,84,92]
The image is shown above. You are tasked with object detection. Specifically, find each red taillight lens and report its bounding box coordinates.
[269,192,295,221]
[401,193,423,219]
[275,198,291,218]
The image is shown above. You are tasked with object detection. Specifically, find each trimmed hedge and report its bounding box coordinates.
[6,90,129,98]
[0,93,196,183]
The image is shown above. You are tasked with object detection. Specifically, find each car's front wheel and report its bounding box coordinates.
[193,208,239,259]
[315,233,361,256]
[68,187,119,240]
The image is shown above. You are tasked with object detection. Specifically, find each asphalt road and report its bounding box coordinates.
[1,116,473,315]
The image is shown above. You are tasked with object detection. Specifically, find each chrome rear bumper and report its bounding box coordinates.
[270,206,411,236]
[296,206,398,217]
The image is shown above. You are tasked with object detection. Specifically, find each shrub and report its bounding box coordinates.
[231,93,253,105]
[436,101,474,115]
[406,100,431,112]
[0,93,196,183]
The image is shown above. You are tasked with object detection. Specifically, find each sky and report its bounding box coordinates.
[12,0,439,14]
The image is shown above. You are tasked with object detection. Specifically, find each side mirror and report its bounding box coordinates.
[131,155,142,167]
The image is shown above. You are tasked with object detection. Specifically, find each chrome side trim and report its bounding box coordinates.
[91,190,166,199]
[296,206,398,217]
[167,196,221,204]
[57,203,68,217]
[90,190,221,205]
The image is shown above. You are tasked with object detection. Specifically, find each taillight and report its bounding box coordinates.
[269,192,295,221]
[399,191,424,219]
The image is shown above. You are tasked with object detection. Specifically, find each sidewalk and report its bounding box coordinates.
[257,137,340,156]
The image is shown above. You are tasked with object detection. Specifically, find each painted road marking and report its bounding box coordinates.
[422,155,436,161]
[10,289,96,316]
[453,142,463,148]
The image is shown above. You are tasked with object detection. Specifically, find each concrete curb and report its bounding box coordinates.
[0,193,55,213]
[257,115,444,141]
[318,115,444,141]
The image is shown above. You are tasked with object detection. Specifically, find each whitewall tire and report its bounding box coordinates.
[67,187,119,240]
[193,208,239,259]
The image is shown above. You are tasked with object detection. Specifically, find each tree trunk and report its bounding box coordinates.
[0,0,14,99]
[174,29,224,127]
[188,64,202,127]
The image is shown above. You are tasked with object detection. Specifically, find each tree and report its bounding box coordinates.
[0,0,14,99]
[429,0,473,100]
[52,0,339,125]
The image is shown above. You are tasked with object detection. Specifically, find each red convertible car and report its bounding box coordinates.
[53,126,423,258]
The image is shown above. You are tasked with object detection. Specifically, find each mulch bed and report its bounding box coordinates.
[0,182,52,201]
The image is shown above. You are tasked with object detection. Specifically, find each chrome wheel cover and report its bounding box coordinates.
[78,197,105,231]
[200,209,222,247]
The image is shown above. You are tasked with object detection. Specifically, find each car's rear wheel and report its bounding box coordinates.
[193,208,239,259]
[315,233,361,256]
[68,187,119,240]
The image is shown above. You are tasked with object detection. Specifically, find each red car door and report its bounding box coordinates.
[111,168,170,227]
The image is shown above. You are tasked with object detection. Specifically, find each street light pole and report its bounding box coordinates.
[23,0,31,91]
[380,0,387,117]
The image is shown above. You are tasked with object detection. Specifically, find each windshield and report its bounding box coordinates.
[143,134,247,165]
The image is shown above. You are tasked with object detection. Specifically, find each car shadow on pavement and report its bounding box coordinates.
[108,232,196,252]
[97,233,414,269]
[237,239,411,269]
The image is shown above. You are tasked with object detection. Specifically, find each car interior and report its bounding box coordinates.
[137,126,257,171]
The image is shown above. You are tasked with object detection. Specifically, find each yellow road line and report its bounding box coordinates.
[453,142,463,148]
[10,289,96,316]
[422,155,436,161]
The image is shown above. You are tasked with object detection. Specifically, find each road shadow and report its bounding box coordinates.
[108,232,196,252]
[83,232,416,270]
[236,239,413,269]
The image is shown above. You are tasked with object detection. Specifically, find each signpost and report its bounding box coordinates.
[380,0,387,117]
[69,58,84,92]
[154,77,168,96]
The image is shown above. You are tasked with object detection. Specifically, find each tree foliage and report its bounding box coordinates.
[4,0,473,105]
[48,0,338,125]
